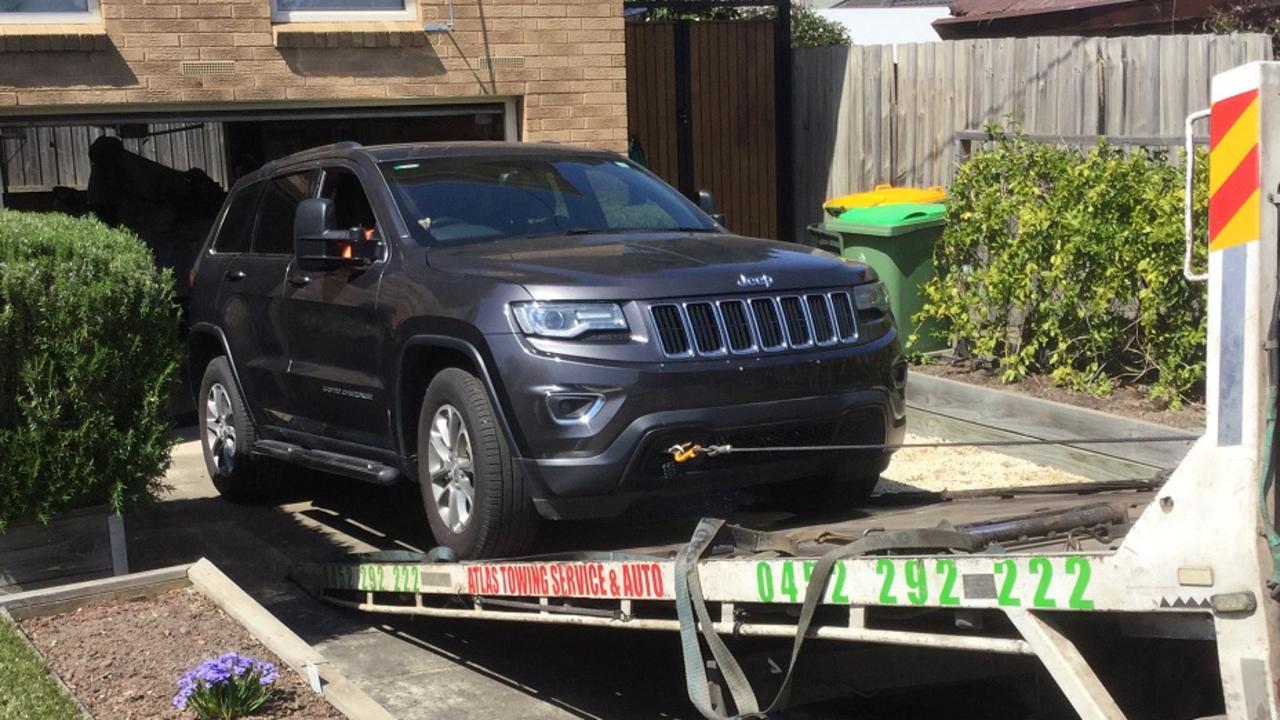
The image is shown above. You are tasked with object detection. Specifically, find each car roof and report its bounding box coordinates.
[363,141,620,163]
[234,141,622,189]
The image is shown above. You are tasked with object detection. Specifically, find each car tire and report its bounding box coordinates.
[199,357,283,501]
[768,454,890,515]
[417,368,538,559]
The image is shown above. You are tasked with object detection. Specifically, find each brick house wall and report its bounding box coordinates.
[0,0,627,150]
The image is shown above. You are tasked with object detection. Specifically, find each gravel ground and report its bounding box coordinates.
[881,433,1089,493]
[19,588,343,720]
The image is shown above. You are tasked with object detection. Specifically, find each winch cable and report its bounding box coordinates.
[668,434,1196,463]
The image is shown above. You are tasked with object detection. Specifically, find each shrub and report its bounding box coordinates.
[916,127,1209,407]
[0,210,180,529]
[642,5,851,48]
[1205,3,1280,56]
[174,653,278,720]
[784,5,851,48]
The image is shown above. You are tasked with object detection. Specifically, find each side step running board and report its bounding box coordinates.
[251,440,400,485]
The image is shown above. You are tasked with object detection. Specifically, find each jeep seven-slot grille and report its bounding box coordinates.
[686,303,724,354]
[779,297,810,347]
[652,305,690,355]
[650,291,858,359]
[720,301,754,352]
[750,298,785,350]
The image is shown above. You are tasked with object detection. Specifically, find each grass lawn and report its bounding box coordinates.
[0,613,82,720]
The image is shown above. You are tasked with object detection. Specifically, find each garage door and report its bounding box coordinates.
[0,102,509,209]
[0,102,507,304]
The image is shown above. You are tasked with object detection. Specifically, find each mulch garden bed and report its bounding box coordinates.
[18,587,344,720]
[912,361,1206,432]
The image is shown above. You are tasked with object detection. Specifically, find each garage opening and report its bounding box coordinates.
[0,102,509,297]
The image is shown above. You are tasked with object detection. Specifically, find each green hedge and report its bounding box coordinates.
[916,129,1209,406]
[642,6,850,48]
[0,210,180,529]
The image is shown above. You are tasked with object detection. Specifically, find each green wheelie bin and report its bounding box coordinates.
[809,202,948,353]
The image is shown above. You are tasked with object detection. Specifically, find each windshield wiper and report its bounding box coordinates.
[517,227,630,239]
[516,226,719,240]
[568,227,720,234]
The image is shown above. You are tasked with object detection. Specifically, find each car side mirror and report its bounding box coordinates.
[697,189,726,226]
[294,198,372,272]
[806,224,843,254]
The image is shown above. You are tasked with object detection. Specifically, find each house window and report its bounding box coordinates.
[0,0,100,23]
[271,0,416,22]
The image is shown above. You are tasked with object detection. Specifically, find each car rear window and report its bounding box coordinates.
[211,181,262,254]
[253,172,314,255]
[380,155,715,246]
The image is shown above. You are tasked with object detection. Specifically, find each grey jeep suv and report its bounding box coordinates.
[186,141,907,559]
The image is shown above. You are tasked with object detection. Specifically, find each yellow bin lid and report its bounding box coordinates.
[823,184,947,217]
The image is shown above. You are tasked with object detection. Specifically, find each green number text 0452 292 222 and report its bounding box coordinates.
[754,557,1094,610]
[322,564,422,593]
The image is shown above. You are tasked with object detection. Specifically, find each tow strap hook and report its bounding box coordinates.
[668,443,702,463]
[668,443,734,462]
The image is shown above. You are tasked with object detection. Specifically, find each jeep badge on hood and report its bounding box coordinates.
[737,273,774,289]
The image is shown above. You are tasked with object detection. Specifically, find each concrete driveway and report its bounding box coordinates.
[131,430,1074,719]
[129,432,701,720]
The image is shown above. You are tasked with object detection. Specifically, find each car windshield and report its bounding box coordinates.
[380,154,718,246]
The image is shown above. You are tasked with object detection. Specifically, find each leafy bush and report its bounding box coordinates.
[784,5,850,48]
[1205,3,1280,56]
[641,4,851,48]
[0,210,179,529]
[174,653,278,720]
[917,127,1208,406]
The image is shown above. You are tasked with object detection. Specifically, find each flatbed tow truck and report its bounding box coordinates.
[304,62,1280,719]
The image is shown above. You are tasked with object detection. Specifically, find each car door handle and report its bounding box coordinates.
[225,270,246,281]
[288,274,311,287]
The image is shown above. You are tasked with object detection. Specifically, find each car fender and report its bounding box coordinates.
[395,335,526,465]
[187,322,260,429]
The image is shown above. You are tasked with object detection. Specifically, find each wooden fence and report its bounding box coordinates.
[1,122,227,193]
[627,20,778,239]
[791,33,1273,242]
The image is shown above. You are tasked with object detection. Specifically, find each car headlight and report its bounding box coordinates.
[512,302,628,339]
[853,282,890,314]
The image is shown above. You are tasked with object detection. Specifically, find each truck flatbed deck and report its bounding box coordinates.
[608,483,1156,558]
[306,61,1280,720]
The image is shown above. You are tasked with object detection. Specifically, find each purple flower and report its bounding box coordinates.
[173,652,278,716]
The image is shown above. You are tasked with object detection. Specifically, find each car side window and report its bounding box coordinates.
[212,181,262,254]
[253,172,315,256]
[320,168,379,239]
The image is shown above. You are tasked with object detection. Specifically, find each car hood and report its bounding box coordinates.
[425,232,875,301]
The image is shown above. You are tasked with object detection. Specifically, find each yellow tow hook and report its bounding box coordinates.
[668,442,703,463]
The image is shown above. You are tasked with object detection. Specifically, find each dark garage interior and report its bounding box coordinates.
[0,103,509,298]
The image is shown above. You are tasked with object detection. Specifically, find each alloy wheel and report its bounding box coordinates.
[427,404,476,534]
[205,383,237,476]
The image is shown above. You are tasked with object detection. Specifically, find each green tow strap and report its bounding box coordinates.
[675,518,762,719]
[1260,386,1280,590]
[1260,292,1280,591]
[675,518,984,719]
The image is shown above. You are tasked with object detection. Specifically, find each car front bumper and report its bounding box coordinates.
[484,330,907,520]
